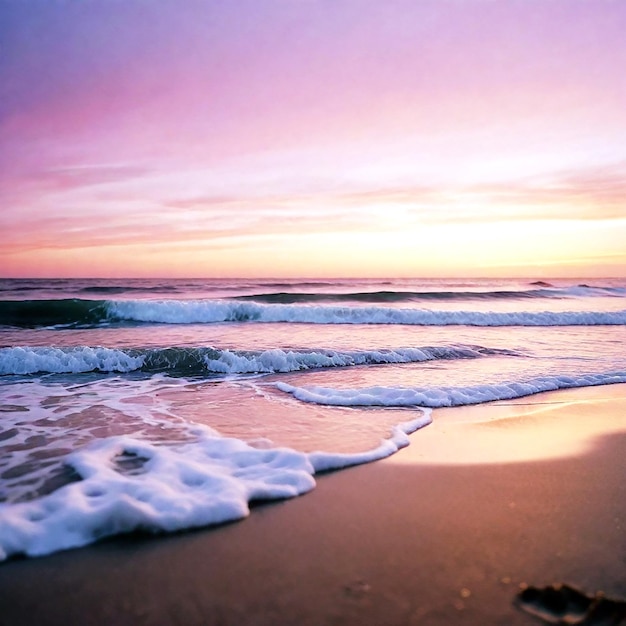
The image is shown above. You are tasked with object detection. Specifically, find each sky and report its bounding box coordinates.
[1,0,625,279]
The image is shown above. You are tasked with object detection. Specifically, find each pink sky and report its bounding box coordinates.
[1,0,625,278]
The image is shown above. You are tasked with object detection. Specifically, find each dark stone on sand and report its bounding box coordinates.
[516,583,626,625]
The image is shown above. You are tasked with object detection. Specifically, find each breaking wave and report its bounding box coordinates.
[2,298,625,329]
[0,344,519,376]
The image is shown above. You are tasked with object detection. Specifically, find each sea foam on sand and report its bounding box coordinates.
[0,413,430,561]
[275,372,626,407]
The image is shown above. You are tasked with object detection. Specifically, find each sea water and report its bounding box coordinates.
[0,277,625,560]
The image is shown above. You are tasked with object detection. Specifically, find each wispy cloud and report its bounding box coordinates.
[3,159,626,258]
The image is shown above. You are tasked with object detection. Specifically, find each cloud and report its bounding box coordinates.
[4,159,626,259]
[462,163,626,222]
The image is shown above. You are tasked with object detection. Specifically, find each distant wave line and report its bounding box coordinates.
[231,285,626,304]
[1,298,626,329]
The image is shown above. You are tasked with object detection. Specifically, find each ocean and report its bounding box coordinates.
[1,276,625,561]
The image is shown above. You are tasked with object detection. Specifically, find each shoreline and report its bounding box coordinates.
[1,384,625,625]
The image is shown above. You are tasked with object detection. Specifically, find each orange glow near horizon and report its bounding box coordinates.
[2,1,625,279]
[5,220,626,280]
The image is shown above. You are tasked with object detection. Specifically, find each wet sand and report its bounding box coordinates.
[0,384,625,625]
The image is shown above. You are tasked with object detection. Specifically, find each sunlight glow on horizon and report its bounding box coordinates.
[2,0,625,279]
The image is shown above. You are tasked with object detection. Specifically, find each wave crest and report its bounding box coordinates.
[2,298,625,329]
[0,344,517,376]
[106,300,626,326]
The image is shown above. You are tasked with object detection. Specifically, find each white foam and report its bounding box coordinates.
[0,376,199,504]
[203,345,487,374]
[0,346,143,375]
[0,411,431,561]
[309,411,431,472]
[276,372,626,407]
[0,345,501,376]
[0,428,314,560]
[106,300,626,326]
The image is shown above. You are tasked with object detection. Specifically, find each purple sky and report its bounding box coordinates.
[2,0,625,277]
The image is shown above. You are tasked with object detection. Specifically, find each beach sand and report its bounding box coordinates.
[0,384,625,625]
